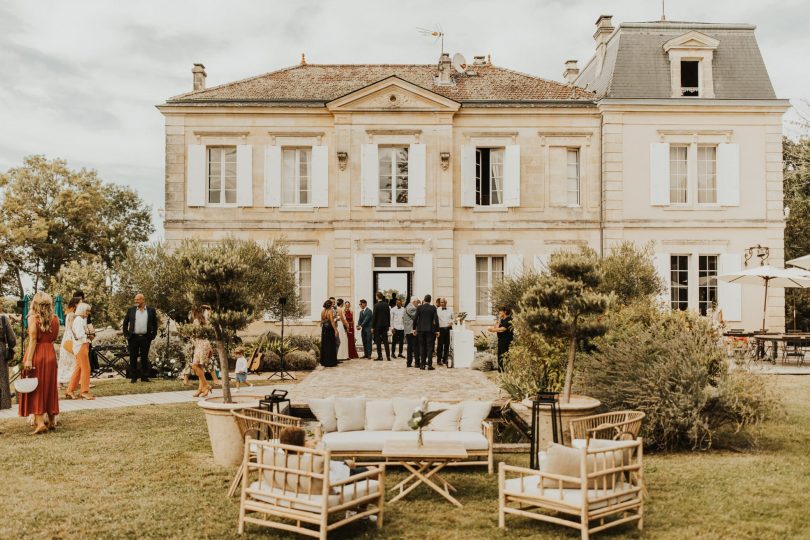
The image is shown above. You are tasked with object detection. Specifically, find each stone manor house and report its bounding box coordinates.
[158,16,789,332]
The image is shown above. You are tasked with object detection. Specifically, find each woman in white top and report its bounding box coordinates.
[66,303,94,400]
[336,299,349,361]
[57,296,80,387]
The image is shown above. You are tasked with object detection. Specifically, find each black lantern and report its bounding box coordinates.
[530,391,564,470]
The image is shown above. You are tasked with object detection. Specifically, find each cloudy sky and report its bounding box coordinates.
[1,0,807,238]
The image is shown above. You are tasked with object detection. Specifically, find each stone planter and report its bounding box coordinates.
[521,394,601,448]
[198,394,263,466]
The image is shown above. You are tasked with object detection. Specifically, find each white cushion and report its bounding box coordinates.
[392,398,420,431]
[572,438,631,450]
[503,476,637,510]
[308,397,337,433]
[365,400,395,430]
[459,401,491,432]
[427,403,461,431]
[248,479,379,512]
[334,397,366,432]
[321,430,489,452]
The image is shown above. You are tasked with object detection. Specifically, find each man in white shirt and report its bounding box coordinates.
[390,298,406,359]
[436,298,454,367]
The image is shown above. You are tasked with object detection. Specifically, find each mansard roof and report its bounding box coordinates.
[166,63,595,106]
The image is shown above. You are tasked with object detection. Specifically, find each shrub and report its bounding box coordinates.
[150,336,192,379]
[499,341,565,400]
[470,351,497,371]
[489,270,542,316]
[287,334,321,355]
[599,241,663,305]
[474,333,496,352]
[264,350,317,371]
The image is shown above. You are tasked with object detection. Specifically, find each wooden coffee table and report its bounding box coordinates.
[382,439,468,508]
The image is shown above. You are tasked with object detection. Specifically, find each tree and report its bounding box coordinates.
[784,137,810,330]
[170,239,300,402]
[52,259,113,326]
[518,248,610,403]
[599,241,663,306]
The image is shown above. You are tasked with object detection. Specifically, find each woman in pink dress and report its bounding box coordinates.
[19,292,60,434]
[343,301,360,360]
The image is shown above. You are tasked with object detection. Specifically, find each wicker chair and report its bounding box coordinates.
[228,408,302,497]
[569,411,645,448]
[238,439,385,539]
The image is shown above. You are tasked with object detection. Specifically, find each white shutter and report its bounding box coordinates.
[414,253,433,298]
[533,254,549,273]
[549,146,567,207]
[311,145,329,207]
[408,143,426,206]
[654,252,671,307]
[354,253,373,307]
[718,254,742,321]
[264,145,281,207]
[186,144,206,207]
[310,255,328,322]
[361,143,379,206]
[459,254,476,320]
[460,145,476,207]
[506,254,524,277]
[717,143,740,206]
[650,143,670,206]
[236,144,253,207]
[503,144,521,207]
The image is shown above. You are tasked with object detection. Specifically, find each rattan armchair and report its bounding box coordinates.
[569,411,645,447]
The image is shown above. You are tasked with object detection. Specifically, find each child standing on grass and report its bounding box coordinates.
[233,347,252,391]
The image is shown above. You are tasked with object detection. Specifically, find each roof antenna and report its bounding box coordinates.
[661,0,667,21]
[417,25,445,56]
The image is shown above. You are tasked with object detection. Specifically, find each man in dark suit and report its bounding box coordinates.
[371,291,391,361]
[122,293,158,383]
[413,293,440,370]
[356,299,373,359]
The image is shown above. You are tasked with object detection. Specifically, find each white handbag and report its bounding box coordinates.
[14,370,38,394]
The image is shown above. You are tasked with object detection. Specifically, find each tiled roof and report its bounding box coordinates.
[166,63,595,104]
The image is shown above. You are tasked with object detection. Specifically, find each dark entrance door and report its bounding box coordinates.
[373,271,412,302]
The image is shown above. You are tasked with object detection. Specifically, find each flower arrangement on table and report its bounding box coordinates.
[455,312,468,324]
[408,397,445,447]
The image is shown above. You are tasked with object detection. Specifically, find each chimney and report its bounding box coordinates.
[593,15,614,74]
[473,55,486,66]
[436,52,453,85]
[563,60,579,83]
[192,63,206,91]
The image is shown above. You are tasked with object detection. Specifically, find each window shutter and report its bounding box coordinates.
[408,143,426,206]
[718,254,742,321]
[549,146,567,207]
[533,254,549,273]
[311,145,329,207]
[264,145,281,207]
[459,254,476,319]
[506,254,524,277]
[717,143,740,206]
[236,145,253,207]
[460,145,476,207]
[361,143,379,206]
[650,143,670,206]
[310,255,328,322]
[654,252,671,307]
[186,144,206,207]
[414,253,433,298]
[503,144,521,207]
[354,253,372,308]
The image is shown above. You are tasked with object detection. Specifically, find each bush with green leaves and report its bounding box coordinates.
[499,338,566,400]
[474,333,496,352]
[264,350,317,371]
[287,334,321,356]
[599,241,663,306]
[149,335,192,379]
[489,270,542,316]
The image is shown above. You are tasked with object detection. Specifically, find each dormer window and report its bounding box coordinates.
[663,31,719,99]
[680,60,700,96]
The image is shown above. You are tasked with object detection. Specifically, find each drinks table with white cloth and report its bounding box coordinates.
[450,324,475,368]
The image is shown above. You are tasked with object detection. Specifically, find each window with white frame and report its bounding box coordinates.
[698,255,718,316]
[566,148,580,206]
[697,145,717,204]
[670,255,689,311]
[476,256,504,316]
[669,145,689,204]
[290,256,312,316]
[680,60,700,96]
[476,148,504,206]
[207,146,237,205]
[378,146,408,204]
[282,148,311,205]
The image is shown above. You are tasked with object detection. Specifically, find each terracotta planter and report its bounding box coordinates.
[198,395,263,466]
[521,394,601,448]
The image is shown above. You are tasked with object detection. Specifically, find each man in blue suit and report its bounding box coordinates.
[356,299,373,359]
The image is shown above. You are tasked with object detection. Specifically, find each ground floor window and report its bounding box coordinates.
[290,256,312,316]
[698,255,718,316]
[476,256,504,316]
[670,255,689,311]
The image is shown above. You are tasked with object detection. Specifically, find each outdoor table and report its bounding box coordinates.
[382,440,468,508]
[92,344,129,378]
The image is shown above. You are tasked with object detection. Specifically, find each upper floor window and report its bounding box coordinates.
[207,146,236,205]
[566,148,580,206]
[697,145,717,204]
[476,255,504,316]
[680,60,700,96]
[669,145,689,204]
[282,148,311,206]
[379,146,408,204]
[476,148,504,206]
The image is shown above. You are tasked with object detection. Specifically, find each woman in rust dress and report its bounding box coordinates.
[343,301,360,359]
[19,291,60,434]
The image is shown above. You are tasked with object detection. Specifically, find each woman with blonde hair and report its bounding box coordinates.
[189,305,216,397]
[57,296,81,387]
[18,291,60,434]
[66,302,94,400]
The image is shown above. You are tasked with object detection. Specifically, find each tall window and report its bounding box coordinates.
[669,145,688,204]
[670,255,689,311]
[566,148,580,206]
[476,256,504,316]
[680,60,699,96]
[379,146,408,204]
[698,255,718,316]
[207,146,237,205]
[282,148,310,205]
[697,145,717,204]
[476,148,504,206]
[290,256,312,316]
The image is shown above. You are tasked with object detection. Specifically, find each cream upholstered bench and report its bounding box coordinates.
[309,397,495,474]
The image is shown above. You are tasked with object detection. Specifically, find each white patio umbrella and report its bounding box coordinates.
[718,265,810,331]
[787,254,810,270]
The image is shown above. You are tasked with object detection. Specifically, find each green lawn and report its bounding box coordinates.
[1,376,808,539]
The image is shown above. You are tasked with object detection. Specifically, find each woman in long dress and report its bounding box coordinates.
[57,296,80,388]
[336,299,349,361]
[18,292,60,434]
[343,301,359,359]
[320,300,338,368]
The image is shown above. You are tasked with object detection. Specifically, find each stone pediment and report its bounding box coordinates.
[326,76,460,113]
[663,31,720,52]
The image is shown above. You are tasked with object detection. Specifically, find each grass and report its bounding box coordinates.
[1,376,808,539]
[68,373,308,398]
